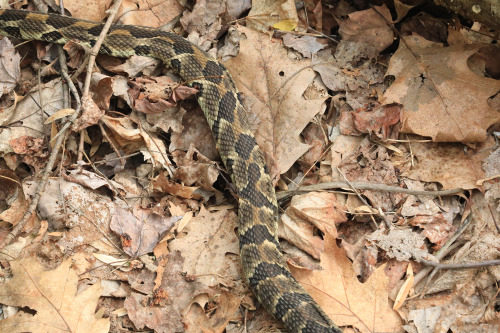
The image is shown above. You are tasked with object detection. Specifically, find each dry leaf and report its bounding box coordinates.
[0,257,110,333]
[247,0,300,34]
[283,33,326,58]
[279,192,347,259]
[124,251,210,333]
[0,38,20,99]
[381,35,500,142]
[118,0,184,27]
[338,5,394,53]
[289,233,403,332]
[59,0,113,21]
[224,26,328,177]
[172,145,219,191]
[169,207,240,286]
[110,207,180,256]
[403,140,489,190]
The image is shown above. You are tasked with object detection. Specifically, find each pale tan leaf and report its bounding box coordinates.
[393,263,414,311]
[289,233,403,333]
[224,26,328,177]
[169,207,239,286]
[0,257,110,333]
[247,0,300,34]
[403,140,490,190]
[118,0,184,28]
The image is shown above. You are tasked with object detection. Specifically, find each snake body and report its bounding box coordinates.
[0,9,341,333]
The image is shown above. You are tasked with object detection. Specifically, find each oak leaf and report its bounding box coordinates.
[224,26,328,177]
[289,233,403,333]
[381,35,500,142]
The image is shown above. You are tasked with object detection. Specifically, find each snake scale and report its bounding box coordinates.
[0,8,342,333]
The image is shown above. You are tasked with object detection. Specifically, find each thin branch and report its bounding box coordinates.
[277,181,462,200]
[0,0,123,250]
[420,258,500,270]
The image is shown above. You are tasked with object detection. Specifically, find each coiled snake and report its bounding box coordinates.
[0,8,342,333]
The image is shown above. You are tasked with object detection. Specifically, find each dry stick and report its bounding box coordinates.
[276,181,462,200]
[98,121,124,167]
[0,1,123,250]
[414,215,473,294]
[420,258,500,270]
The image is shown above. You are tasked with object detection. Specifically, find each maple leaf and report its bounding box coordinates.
[0,257,109,333]
[381,35,500,142]
[289,233,403,333]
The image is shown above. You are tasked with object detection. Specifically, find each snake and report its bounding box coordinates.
[0,8,342,333]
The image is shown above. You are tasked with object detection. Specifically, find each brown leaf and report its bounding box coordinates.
[282,33,326,58]
[152,171,203,200]
[110,207,180,256]
[118,0,184,27]
[381,36,500,142]
[339,138,404,212]
[247,0,300,34]
[289,233,403,333]
[172,145,219,191]
[0,170,28,227]
[338,4,394,53]
[341,103,402,139]
[312,41,384,93]
[0,257,110,333]
[184,291,241,333]
[403,140,489,190]
[169,207,240,286]
[279,192,347,259]
[408,214,454,250]
[169,105,219,161]
[0,38,20,99]
[59,0,112,21]
[72,95,104,132]
[124,251,210,333]
[224,26,328,177]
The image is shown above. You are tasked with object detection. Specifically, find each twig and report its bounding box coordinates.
[420,258,500,270]
[276,181,462,200]
[0,0,123,250]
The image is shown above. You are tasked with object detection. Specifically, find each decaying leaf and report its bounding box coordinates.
[0,257,110,333]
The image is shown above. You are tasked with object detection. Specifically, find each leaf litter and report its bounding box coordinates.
[0,1,499,333]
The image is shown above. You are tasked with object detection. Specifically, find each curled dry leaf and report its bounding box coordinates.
[172,145,219,191]
[279,192,347,259]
